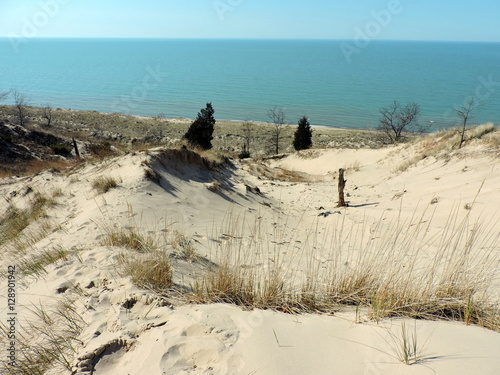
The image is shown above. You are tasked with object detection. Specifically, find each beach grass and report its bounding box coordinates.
[91,176,118,194]
[0,191,58,246]
[117,250,173,292]
[190,207,500,330]
[17,246,71,279]
[0,298,85,375]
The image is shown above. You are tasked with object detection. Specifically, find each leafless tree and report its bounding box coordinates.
[42,104,53,127]
[0,90,9,101]
[455,98,476,149]
[378,101,420,143]
[13,91,30,126]
[267,106,287,154]
[0,90,9,120]
[240,121,254,158]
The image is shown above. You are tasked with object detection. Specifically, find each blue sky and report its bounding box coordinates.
[0,0,498,42]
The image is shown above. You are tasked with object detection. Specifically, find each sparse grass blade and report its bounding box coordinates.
[17,246,70,278]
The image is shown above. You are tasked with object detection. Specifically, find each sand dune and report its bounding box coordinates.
[1,129,499,374]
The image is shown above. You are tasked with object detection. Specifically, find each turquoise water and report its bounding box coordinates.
[1,38,499,130]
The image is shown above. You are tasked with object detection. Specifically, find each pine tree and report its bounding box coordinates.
[293,116,312,151]
[184,103,216,150]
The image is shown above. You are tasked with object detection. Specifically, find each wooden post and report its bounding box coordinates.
[337,168,347,207]
[72,137,81,159]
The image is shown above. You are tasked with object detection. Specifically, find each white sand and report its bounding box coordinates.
[1,139,499,374]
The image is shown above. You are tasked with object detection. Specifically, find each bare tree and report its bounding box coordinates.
[0,90,9,101]
[0,90,9,120]
[378,101,420,143]
[455,98,476,149]
[240,121,254,158]
[42,104,53,127]
[13,91,30,126]
[267,106,286,154]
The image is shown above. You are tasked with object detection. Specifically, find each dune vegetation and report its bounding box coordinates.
[0,107,499,374]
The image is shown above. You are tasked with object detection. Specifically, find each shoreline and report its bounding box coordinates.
[66,107,381,133]
[0,104,389,176]
[2,104,492,135]
[48,105,384,132]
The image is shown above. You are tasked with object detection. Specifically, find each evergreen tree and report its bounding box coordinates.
[293,116,312,151]
[184,103,216,150]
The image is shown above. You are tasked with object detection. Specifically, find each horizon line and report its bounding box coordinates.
[0,36,499,44]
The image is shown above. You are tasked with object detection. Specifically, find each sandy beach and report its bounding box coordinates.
[0,110,499,374]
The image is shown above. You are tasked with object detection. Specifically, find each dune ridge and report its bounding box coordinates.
[0,123,499,374]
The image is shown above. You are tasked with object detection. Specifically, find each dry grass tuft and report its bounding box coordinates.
[0,205,31,244]
[30,191,58,216]
[91,176,118,194]
[87,141,119,159]
[9,219,60,255]
[17,246,70,278]
[246,161,314,182]
[51,187,64,198]
[171,230,197,260]
[321,212,499,328]
[194,264,256,306]
[117,251,173,292]
[396,154,426,173]
[0,192,57,244]
[154,146,226,170]
[190,215,328,313]
[467,122,495,140]
[143,167,161,183]
[345,160,361,172]
[101,228,156,253]
[483,126,500,150]
[206,180,222,193]
[193,263,292,310]
[0,159,72,178]
[102,225,177,292]
[421,124,496,156]
[190,209,500,330]
[395,124,498,172]
[196,148,226,168]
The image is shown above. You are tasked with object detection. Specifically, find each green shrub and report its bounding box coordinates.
[184,103,216,150]
[293,116,313,151]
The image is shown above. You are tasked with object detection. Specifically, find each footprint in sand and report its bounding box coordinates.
[160,339,226,374]
[181,323,214,337]
[76,221,91,232]
[73,338,130,375]
[56,267,69,277]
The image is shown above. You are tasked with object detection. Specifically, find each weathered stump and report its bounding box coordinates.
[337,168,347,207]
[73,137,81,159]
